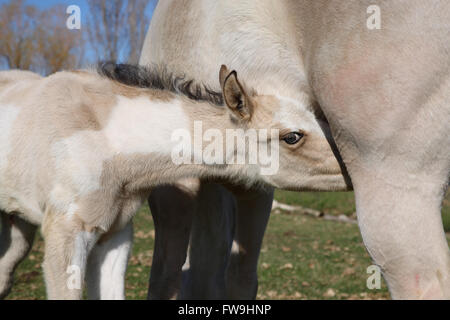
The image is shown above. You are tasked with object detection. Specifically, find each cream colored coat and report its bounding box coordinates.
[0,64,347,299]
[141,0,450,299]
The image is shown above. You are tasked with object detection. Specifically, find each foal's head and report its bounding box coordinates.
[219,65,349,191]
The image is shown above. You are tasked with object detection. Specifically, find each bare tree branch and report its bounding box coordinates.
[0,0,155,73]
[86,0,153,63]
[0,1,84,75]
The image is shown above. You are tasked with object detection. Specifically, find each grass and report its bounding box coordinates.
[4,189,450,300]
[275,190,450,232]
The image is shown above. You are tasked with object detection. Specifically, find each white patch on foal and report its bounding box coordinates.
[49,184,79,217]
[104,95,190,155]
[50,132,107,195]
[0,105,23,216]
[0,105,20,172]
[49,95,190,202]
[86,223,133,300]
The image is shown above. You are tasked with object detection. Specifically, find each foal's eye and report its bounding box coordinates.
[283,132,304,145]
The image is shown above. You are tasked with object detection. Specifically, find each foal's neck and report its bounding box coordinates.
[105,91,244,189]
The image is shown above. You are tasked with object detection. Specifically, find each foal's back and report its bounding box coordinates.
[0,70,41,85]
[0,69,133,145]
[0,70,124,224]
[0,68,183,225]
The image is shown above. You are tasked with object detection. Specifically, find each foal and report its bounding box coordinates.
[0,63,346,299]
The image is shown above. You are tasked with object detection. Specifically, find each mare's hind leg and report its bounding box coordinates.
[86,222,133,300]
[0,211,36,299]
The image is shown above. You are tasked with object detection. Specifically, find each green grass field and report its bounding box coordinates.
[5,190,450,300]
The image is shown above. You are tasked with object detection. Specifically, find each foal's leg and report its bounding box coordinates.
[0,212,36,298]
[86,222,133,300]
[147,182,197,300]
[226,187,273,299]
[42,211,99,300]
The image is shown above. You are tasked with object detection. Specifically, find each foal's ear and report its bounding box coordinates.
[219,65,253,121]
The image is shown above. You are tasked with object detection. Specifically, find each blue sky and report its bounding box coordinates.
[0,0,157,22]
[0,0,157,63]
[22,0,157,26]
[0,0,157,20]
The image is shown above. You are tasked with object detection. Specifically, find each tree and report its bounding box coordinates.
[34,5,85,75]
[127,0,152,64]
[0,0,155,73]
[86,0,154,63]
[0,0,85,75]
[0,0,37,70]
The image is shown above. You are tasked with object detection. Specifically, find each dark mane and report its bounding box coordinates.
[97,62,224,106]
